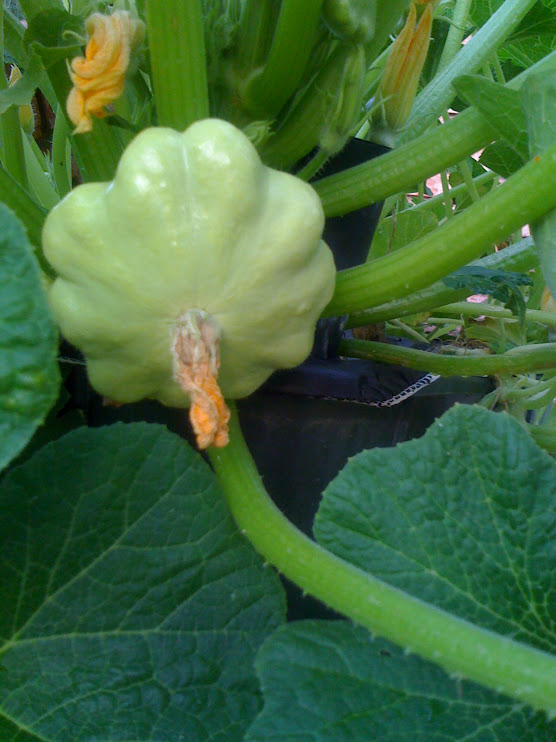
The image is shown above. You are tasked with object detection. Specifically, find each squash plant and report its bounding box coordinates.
[1,0,556,739]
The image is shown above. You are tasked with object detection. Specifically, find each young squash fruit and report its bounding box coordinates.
[43,119,336,447]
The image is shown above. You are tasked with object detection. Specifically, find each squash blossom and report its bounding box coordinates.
[375,1,433,131]
[67,11,144,134]
[8,65,34,133]
[43,120,335,449]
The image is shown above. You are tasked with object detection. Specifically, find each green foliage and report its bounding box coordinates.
[479,139,524,177]
[0,423,285,740]
[0,204,59,473]
[2,0,556,737]
[368,208,438,261]
[452,74,528,163]
[249,624,554,741]
[315,404,555,653]
[443,265,532,322]
[248,405,556,739]
[499,2,556,68]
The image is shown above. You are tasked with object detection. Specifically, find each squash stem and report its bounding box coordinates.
[241,0,325,118]
[235,1,277,74]
[434,301,556,328]
[435,0,473,73]
[323,142,556,317]
[145,0,209,129]
[344,238,537,327]
[340,338,556,377]
[208,403,556,713]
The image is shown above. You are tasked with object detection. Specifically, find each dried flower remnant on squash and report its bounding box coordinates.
[67,11,144,134]
[172,311,230,449]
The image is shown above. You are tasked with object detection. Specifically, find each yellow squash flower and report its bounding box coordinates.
[67,11,144,134]
[376,1,433,131]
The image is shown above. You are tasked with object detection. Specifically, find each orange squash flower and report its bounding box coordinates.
[67,11,144,134]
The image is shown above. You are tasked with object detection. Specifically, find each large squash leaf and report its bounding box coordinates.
[0,423,285,741]
[248,405,556,740]
[248,622,554,742]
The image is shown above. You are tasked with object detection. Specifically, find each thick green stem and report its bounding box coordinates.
[236,0,276,72]
[314,49,556,217]
[400,0,539,143]
[323,142,556,317]
[345,238,538,327]
[208,405,556,713]
[316,105,494,215]
[242,0,324,118]
[146,0,209,128]
[340,338,556,376]
[458,157,481,203]
[436,0,473,73]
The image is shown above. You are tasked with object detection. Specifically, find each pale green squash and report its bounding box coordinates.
[43,119,336,409]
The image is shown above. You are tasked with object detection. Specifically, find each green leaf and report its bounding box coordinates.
[368,209,438,261]
[499,3,556,68]
[17,0,65,21]
[443,265,532,322]
[315,405,556,652]
[0,52,44,115]
[479,139,524,177]
[0,204,59,473]
[248,622,555,742]
[452,74,528,162]
[0,422,285,741]
[523,66,556,301]
[244,406,556,739]
[23,10,85,69]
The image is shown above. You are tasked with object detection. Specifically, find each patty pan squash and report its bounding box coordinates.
[43,119,336,447]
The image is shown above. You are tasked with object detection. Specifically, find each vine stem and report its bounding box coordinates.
[344,238,537,327]
[435,301,556,328]
[323,141,556,317]
[340,338,556,376]
[242,0,324,118]
[145,0,209,128]
[208,404,556,713]
[435,0,473,73]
